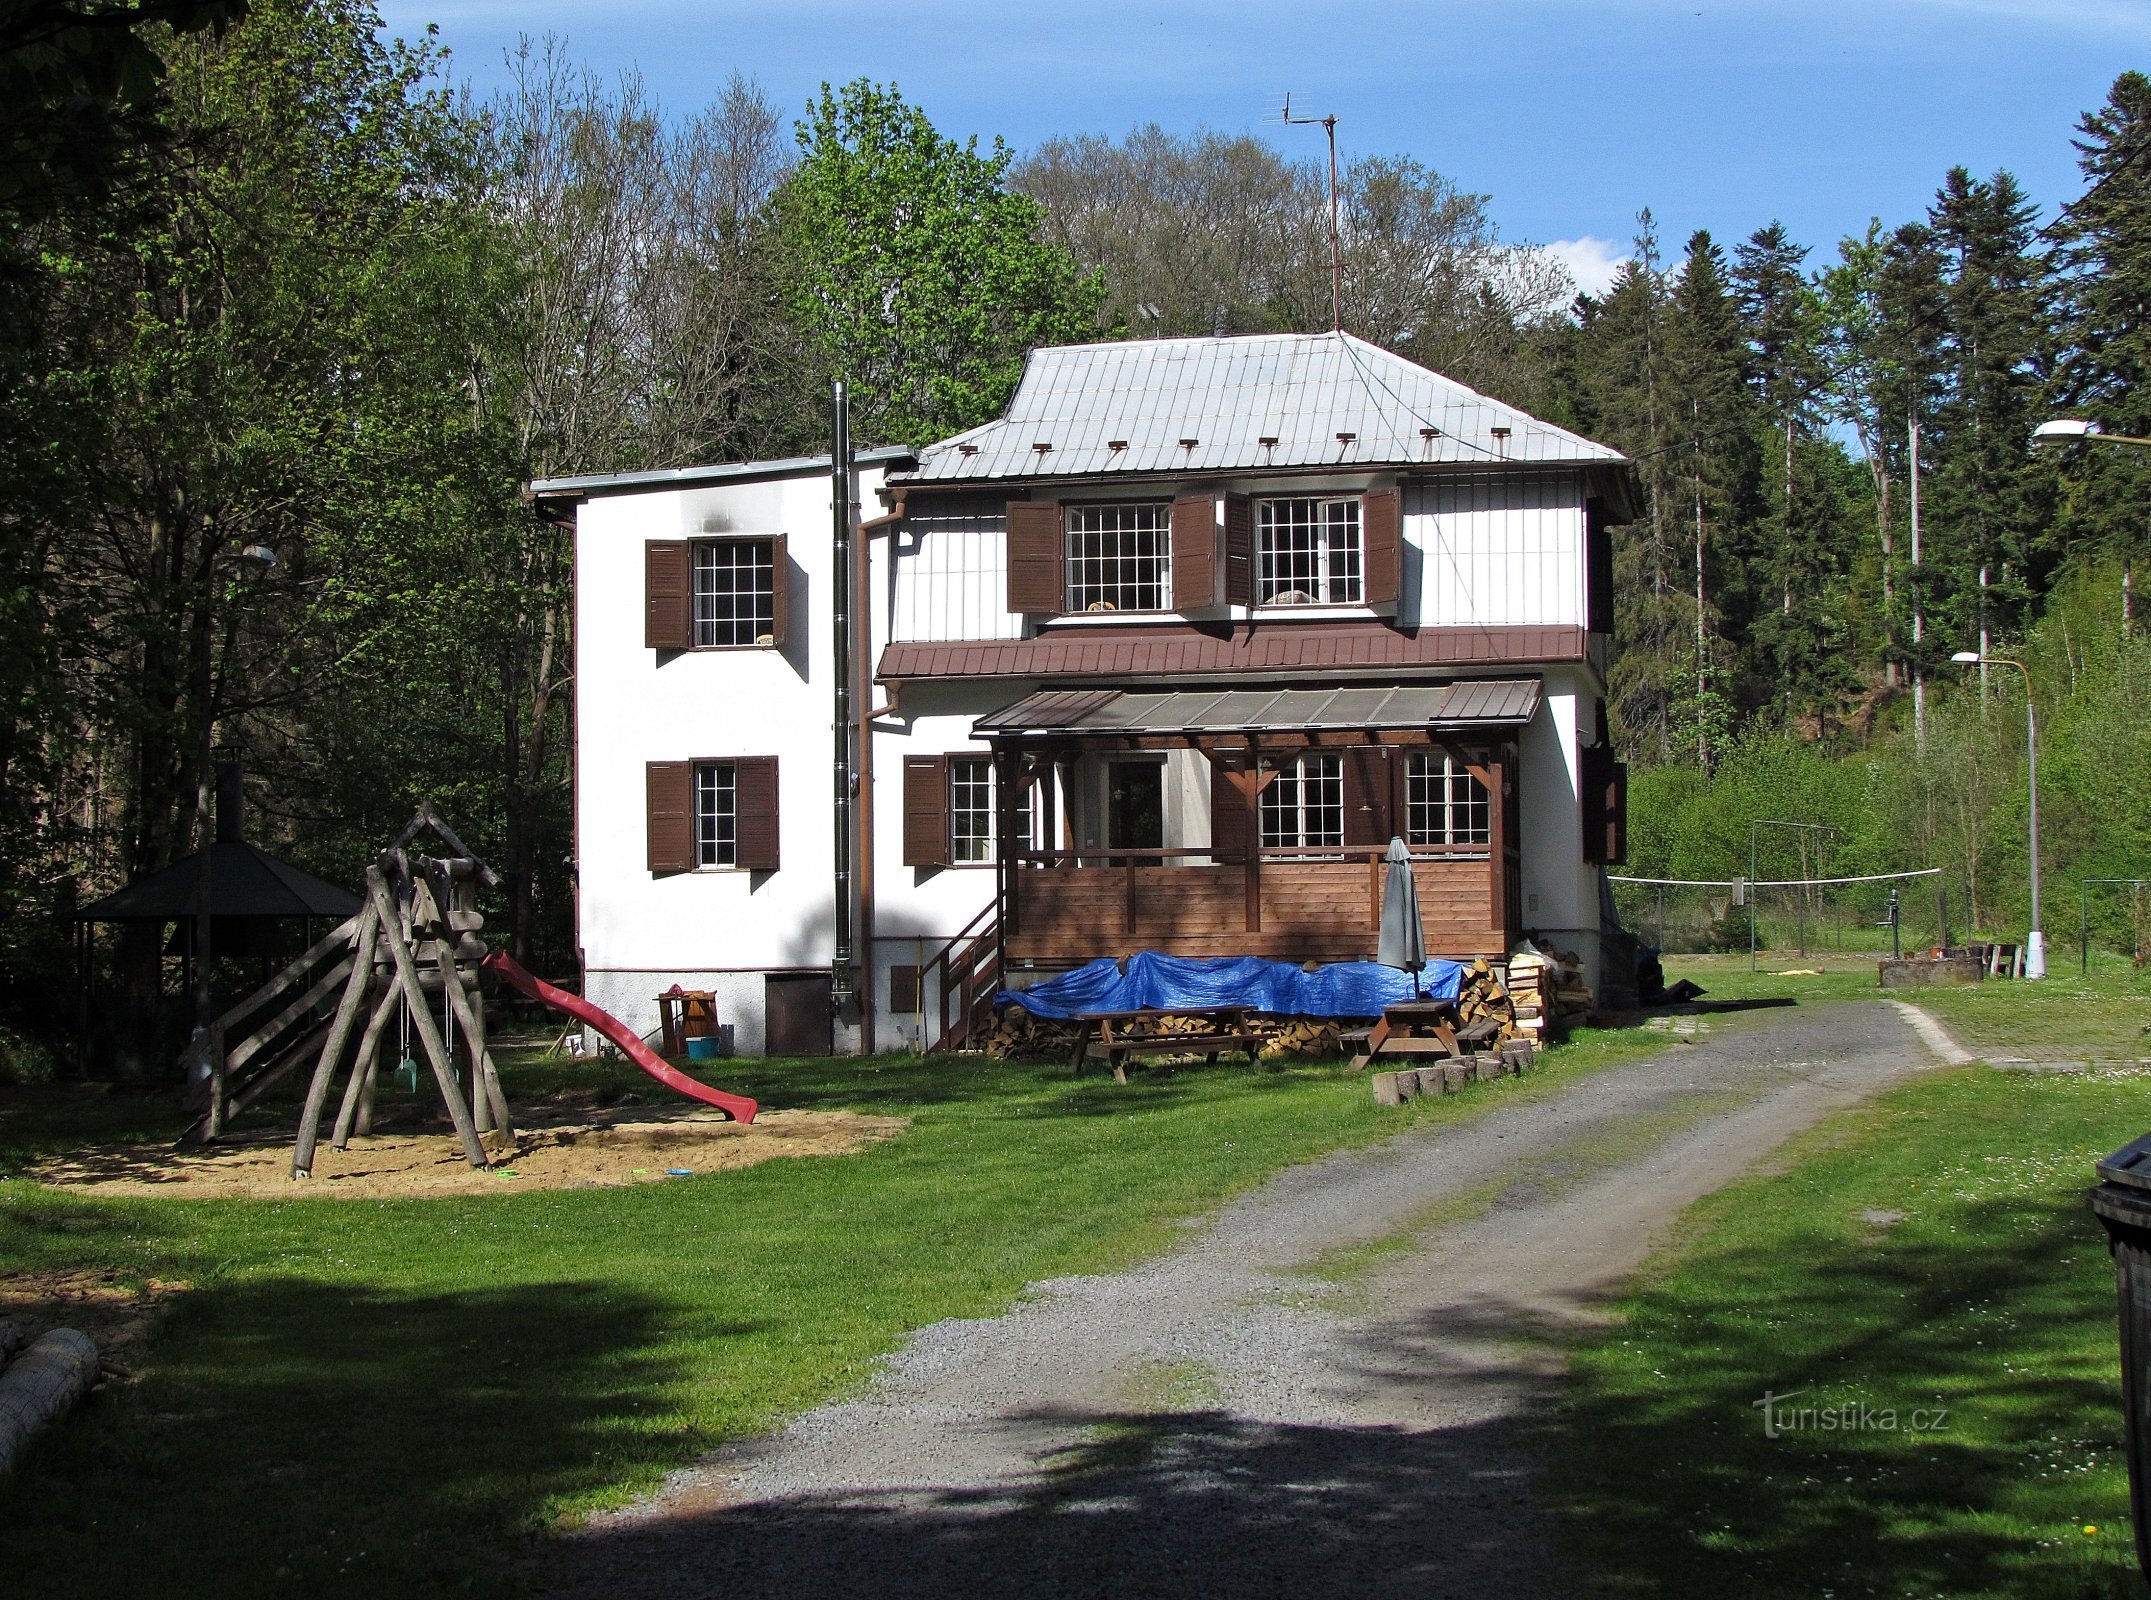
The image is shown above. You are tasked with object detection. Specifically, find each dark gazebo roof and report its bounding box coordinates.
[77,841,361,923]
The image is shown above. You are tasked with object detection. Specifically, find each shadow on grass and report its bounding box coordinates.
[0,1273,715,1600]
[563,1407,1546,1600]
[1539,1188,2139,1598]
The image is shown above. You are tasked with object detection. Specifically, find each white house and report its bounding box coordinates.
[533,331,1637,1056]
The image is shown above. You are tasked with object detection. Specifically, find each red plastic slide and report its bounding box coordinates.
[482,952,758,1123]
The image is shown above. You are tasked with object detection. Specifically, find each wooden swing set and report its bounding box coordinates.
[180,808,516,1178]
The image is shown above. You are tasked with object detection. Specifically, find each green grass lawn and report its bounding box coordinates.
[1548,958,2151,1598]
[0,1027,1663,1600]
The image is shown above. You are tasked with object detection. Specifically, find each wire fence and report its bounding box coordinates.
[1610,870,1953,958]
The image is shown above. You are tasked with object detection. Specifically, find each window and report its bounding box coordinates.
[1257,497,1362,605]
[1065,502,1169,612]
[692,539,776,646]
[694,762,737,867]
[1260,754,1343,848]
[949,756,994,864]
[947,755,1033,864]
[1406,752,1491,847]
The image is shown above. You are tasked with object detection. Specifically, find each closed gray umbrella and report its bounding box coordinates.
[1377,836,1426,993]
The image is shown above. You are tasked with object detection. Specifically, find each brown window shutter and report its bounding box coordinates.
[903,755,950,867]
[1208,752,1251,860]
[1170,495,1216,610]
[1579,745,1627,865]
[1005,501,1062,615]
[766,535,790,648]
[1223,494,1254,606]
[1342,747,1392,847]
[1585,497,1614,633]
[646,761,693,875]
[645,542,691,650]
[734,756,780,869]
[1361,488,1401,606]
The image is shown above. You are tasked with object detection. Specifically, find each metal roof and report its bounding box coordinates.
[878,622,1588,681]
[975,680,1541,738]
[897,332,1625,484]
[77,842,363,923]
[528,445,915,499]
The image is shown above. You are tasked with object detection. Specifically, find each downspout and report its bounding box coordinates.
[830,384,857,1025]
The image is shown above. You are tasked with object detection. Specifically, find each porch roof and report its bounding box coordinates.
[973,679,1541,739]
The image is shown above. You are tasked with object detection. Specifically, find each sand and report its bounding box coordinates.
[26,1106,908,1200]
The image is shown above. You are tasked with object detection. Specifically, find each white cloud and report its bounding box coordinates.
[1541,236,1630,299]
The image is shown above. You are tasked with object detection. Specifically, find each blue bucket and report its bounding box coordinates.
[684,1035,721,1062]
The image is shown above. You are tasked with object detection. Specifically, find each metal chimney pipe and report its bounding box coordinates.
[215,755,243,845]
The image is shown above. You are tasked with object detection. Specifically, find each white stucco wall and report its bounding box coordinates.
[1515,663,1607,989]
[575,464,896,1050]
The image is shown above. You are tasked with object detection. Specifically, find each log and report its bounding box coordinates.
[0,1329,98,1478]
[366,869,488,1169]
[1413,1066,1449,1096]
[223,956,356,1079]
[1441,1063,1470,1092]
[293,903,383,1178]
[209,914,362,1037]
[436,946,510,1142]
[1372,1071,1403,1107]
[331,983,400,1149]
[0,1321,23,1369]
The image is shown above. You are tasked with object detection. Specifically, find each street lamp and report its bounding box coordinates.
[2033,418,2151,450]
[1951,649,2043,978]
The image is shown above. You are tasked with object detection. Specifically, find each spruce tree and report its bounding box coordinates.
[1926,167,2054,654]
[2052,70,2151,619]
[1664,230,1758,764]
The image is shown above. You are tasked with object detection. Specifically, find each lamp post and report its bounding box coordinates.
[1951,649,2043,978]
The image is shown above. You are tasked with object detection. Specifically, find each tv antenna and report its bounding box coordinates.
[1277,91,1342,332]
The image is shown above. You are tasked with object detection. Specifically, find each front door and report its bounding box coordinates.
[1108,760,1164,857]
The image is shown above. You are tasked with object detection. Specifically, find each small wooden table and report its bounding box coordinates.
[1343,998,1467,1069]
[1069,1007,1263,1083]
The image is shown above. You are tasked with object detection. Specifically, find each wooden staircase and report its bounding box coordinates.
[921,904,1003,1055]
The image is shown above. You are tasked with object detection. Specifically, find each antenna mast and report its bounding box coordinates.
[1282,92,1341,332]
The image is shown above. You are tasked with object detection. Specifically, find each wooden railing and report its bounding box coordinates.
[1003,849,1500,966]
[918,898,1002,1054]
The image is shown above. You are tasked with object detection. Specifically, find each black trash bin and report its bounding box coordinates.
[2087,1131,2151,1581]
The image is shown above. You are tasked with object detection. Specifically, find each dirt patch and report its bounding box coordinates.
[25,1106,907,1200]
[0,1268,186,1369]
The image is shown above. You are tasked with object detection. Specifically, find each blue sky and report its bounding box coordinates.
[380,0,2150,294]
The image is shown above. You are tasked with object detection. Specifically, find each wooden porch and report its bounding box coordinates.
[987,720,1524,969]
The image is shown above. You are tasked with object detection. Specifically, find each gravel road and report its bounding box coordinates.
[563,1000,1947,1600]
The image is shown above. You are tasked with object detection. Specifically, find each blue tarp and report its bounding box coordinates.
[994,951,1461,1019]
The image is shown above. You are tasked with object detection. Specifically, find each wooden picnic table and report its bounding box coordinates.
[1343,997,1487,1069]
[1068,1006,1263,1083]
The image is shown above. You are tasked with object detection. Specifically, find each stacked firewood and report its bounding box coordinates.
[1505,943,1592,1045]
[980,1010,1348,1061]
[980,955,1536,1062]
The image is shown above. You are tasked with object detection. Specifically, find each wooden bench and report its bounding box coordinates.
[1069,1007,1263,1084]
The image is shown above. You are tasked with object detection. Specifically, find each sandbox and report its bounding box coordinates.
[28,1106,907,1199]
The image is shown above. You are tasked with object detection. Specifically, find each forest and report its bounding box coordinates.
[4,0,2148,1069]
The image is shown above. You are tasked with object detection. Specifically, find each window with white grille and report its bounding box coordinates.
[1259,754,1344,848]
[694,762,737,867]
[692,539,776,646]
[1065,502,1169,612]
[1406,752,1491,846]
[948,756,1033,864]
[1257,497,1362,605]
